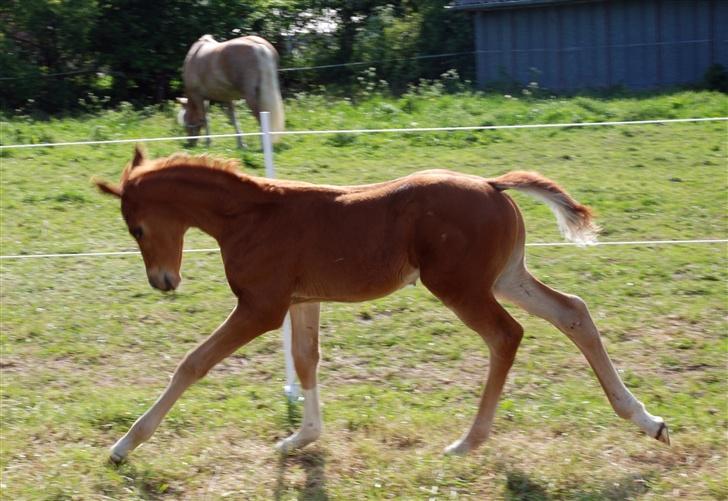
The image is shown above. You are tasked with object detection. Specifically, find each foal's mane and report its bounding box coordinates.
[124,153,245,186]
[112,148,328,200]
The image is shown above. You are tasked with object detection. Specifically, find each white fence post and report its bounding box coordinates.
[260,111,299,402]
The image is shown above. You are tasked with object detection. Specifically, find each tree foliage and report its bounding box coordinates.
[1,0,100,111]
[0,0,473,113]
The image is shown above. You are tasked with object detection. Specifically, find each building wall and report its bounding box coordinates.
[471,0,728,90]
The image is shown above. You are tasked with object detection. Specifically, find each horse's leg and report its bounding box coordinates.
[109,303,281,462]
[242,89,264,149]
[275,302,323,453]
[203,100,211,147]
[494,263,669,444]
[420,264,523,454]
[446,295,523,454]
[224,101,246,149]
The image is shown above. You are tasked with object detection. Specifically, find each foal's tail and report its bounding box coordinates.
[489,171,599,245]
[255,44,285,143]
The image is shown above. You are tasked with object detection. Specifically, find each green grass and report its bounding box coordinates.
[1,90,727,499]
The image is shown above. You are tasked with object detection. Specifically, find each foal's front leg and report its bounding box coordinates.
[109,304,276,463]
[276,302,323,453]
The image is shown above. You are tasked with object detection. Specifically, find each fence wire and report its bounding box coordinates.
[2,239,726,261]
[2,117,726,150]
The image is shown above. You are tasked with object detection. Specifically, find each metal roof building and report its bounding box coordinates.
[451,0,728,91]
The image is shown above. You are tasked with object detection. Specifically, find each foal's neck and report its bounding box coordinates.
[141,166,273,241]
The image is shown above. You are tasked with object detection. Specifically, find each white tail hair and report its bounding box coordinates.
[489,171,600,246]
[255,45,285,143]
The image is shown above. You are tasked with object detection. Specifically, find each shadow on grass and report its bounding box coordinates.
[274,397,329,500]
[107,460,179,500]
[274,450,329,501]
[504,468,653,500]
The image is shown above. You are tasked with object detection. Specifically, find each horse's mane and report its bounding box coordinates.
[123,153,244,185]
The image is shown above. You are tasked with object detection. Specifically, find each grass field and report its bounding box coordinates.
[1,89,727,500]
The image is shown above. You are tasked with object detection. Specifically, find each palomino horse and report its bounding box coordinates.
[177,35,284,148]
[95,147,669,462]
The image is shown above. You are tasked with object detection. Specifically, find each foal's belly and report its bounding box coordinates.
[292,265,420,304]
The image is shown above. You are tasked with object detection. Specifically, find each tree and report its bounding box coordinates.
[93,0,305,103]
[0,0,473,113]
[0,0,99,112]
[283,0,473,93]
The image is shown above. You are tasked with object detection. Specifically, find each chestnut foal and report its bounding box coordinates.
[95,147,669,462]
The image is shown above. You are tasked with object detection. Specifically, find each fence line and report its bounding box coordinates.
[1,39,714,81]
[269,117,728,136]
[0,68,100,81]
[278,39,714,72]
[2,239,725,262]
[2,117,726,151]
[0,131,261,150]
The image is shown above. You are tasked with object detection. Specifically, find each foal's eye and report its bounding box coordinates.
[130,227,143,240]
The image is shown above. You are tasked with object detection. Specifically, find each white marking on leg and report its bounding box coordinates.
[276,387,322,453]
[399,267,420,288]
[495,269,669,444]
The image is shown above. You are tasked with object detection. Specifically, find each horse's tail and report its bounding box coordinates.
[255,44,285,143]
[489,171,599,245]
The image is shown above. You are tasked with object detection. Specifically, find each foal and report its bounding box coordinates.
[95,147,668,462]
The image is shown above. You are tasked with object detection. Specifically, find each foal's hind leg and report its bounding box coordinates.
[275,302,323,454]
[494,264,669,444]
[442,296,524,454]
[422,264,524,454]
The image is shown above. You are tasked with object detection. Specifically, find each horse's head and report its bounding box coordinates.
[176,97,205,146]
[94,146,185,292]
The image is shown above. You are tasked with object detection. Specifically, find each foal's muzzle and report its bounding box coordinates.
[148,270,181,292]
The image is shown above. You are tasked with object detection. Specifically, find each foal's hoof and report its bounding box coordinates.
[108,450,126,465]
[109,440,130,464]
[443,439,471,456]
[275,434,317,455]
[275,438,294,455]
[654,421,670,445]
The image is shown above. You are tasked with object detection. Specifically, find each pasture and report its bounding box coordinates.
[1,90,727,499]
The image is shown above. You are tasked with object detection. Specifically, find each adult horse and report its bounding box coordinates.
[177,34,284,148]
[95,147,669,463]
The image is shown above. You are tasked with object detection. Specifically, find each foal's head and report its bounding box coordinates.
[176,97,205,146]
[94,146,185,292]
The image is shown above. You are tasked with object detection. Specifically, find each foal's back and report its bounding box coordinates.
[284,170,521,303]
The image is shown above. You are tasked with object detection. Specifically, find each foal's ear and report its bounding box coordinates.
[131,144,146,168]
[93,178,122,198]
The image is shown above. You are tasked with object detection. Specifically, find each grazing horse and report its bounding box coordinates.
[177,34,284,148]
[95,147,669,463]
